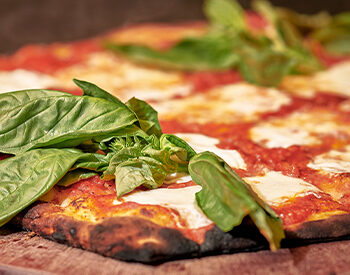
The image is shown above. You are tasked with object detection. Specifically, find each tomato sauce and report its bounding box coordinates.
[0,39,102,74]
[272,193,345,227]
[184,70,242,93]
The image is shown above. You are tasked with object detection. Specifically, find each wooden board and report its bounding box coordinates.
[1,227,350,275]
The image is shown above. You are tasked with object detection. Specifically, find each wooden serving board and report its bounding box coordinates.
[1,227,350,275]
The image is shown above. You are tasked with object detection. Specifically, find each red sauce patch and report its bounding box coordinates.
[273,193,345,227]
[0,39,102,74]
[184,70,242,93]
[310,41,350,68]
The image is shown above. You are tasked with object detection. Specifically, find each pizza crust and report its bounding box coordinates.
[285,213,350,241]
[19,202,269,262]
[18,202,350,262]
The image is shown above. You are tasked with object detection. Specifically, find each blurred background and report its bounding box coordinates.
[1,0,350,53]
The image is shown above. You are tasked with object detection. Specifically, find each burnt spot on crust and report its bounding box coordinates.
[89,217,199,262]
[200,217,268,255]
[51,225,67,242]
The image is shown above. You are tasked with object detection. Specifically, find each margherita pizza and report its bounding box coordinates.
[1,0,350,263]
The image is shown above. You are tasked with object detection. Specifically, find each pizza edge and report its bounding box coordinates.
[15,202,350,262]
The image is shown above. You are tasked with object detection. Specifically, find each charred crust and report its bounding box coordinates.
[89,217,199,262]
[285,214,350,241]
[200,218,268,254]
[51,225,67,242]
[18,202,350,262]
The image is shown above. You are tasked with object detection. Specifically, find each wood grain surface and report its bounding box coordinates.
[1,227,350,275]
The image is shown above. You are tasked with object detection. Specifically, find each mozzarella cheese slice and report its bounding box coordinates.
[250,110,350,148]
[281,61,350,98]
[0,69,57,93]
[115,185,213,229]
[313,61,350,97]
[244,171,321,205]
[154,83,291,123]
[308,145,350,174]
[175,133,246,169]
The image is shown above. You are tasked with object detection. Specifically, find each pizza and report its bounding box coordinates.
[1,0,350,263]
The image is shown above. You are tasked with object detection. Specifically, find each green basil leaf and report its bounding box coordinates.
[236,36,295,86]
[126,97,162,137]
[277,8,331,31]
[57,169,97,187]
[252,0,322,74]
[73,78,124,105]
[105,35,239,71]
[102,134,194,197]
[114,159,156,197]
[160,134,197,172]
[0,89,71,112]
[324,34,350,54]
[0,148,88,226]
[204,0,245,33]
[72,152,110,172]
[0,95,138,155]
[189,151,284,250]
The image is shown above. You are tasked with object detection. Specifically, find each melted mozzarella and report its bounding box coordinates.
[154,83,290,123]
[250,110,350,148]
[0,69,57,93]
[175,133,246,169]
[313,61,350,97]
[54,52,191,101]
[308,145,350,174]
[115,186,212,229]
[281,61,350,98]
[244,171,321,205]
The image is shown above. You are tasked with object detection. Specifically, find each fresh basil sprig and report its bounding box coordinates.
[99,134,194,197]
[105,35,240,71]
[0,80,284,249]
[105,0,325,86]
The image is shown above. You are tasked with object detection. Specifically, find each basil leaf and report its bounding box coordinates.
[106,35,239,71]
[126,97,162,137]
[324,35,350,55]
[57,169,97,187]
[204,0,245,33]
[114,159,156,197]
[312,13,350,55]
[252,0,322,74]
[73,78,124,105]
[160,134,197,172]
[102,134,193,197]
[72,152,110,172]
[0,95,138,155]
[277,8,331,30]
[189,151,284,250]
[0,89,71,112]
[235,35,295,86]
[0,148,88,226]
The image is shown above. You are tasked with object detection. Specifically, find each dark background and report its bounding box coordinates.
[1,0,349,54]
